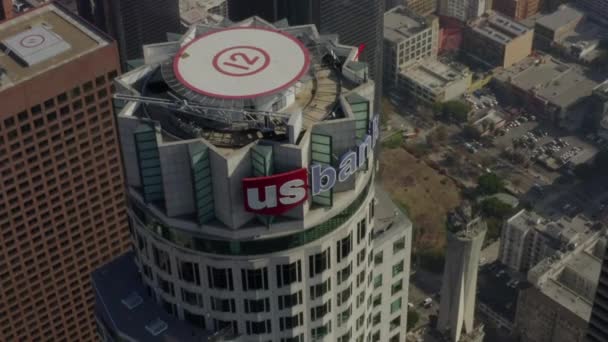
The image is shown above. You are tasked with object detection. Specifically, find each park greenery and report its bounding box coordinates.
[433,100,471,123]
[476,173,505,195]
[407,309,420,332]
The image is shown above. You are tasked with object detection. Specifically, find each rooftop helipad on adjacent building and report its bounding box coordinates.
[173,27,311,99]
[0,3,110,90]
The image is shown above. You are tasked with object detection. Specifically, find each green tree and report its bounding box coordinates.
[480,198,514,219]
[442,100,471,123]
[462,124,482,140]
[477,173,504,195]
[407,310,420,331]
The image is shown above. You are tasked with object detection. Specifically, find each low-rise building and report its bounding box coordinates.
[534,5,604,62]
[404,0,438,15]
[499,209,603,273]
[515,237,607,342]
[438,0,489,23]
[397,59,471,104]
[463,12,533,68]
[383,6,439,88]
[493,55,602,129]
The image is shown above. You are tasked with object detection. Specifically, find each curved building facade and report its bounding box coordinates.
[94,17,411,342]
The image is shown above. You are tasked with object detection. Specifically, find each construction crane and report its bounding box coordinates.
[113,93,294,131]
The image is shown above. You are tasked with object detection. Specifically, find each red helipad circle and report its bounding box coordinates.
[20,34,45,48]
[173,27,311,99]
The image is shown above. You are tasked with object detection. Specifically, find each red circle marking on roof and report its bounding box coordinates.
[173,27,311,100]
[19,34,45,48]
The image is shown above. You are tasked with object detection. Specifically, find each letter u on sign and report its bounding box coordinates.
[242,168,308,216]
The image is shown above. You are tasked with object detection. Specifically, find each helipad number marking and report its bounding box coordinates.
[212,46,271,77]
[224,52,260,70]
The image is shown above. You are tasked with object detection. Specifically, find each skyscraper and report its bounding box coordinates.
[438,205,487,342]
[0,0,12,21]
[93,16,412,342]
[587,241,608,342]
[0,4,130,341]
[77,0,182,68]
[226,0,384,110]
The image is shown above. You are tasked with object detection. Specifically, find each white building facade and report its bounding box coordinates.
[95,17,412,342]
[438,0,488,22]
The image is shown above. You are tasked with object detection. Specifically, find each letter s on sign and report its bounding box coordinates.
[242,168,308,216]
[279,179,306,205]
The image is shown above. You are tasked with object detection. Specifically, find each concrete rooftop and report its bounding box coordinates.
[536,5,584,31]
[384,6,433,43]
[400,59,469,92]
[0,3,109,90]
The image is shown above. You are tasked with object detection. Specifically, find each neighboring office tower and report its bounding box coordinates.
[93,17,412,342]
[587,240,608,341]
[438,204,487,342]
[438,0,488,22]
[405,0,439,15]
[226,0,384,111]
[0,4,130,341]
[0,0,11,21]
[76,0,182,69]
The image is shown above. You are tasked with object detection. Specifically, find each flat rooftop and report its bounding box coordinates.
[400,59,468,92]
[0,3,110,90]
[384,6,433,43]
[93,252,216,341]
[496,56,601,108]
[470,12,530,45]
[536,5,584,31]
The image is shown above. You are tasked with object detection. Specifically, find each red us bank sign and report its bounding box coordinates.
[242,168,308,215]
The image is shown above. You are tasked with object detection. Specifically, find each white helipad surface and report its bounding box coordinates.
[173,27,311,99]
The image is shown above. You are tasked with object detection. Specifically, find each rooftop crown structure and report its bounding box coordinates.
[94,17,412,342]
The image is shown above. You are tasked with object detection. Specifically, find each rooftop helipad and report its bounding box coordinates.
[172,27,311,99]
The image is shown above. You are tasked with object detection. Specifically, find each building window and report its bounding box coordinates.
[390,298,402,314]
[392,261,404,277]
[276,260,301,287]
[278,291,302,310]
[310,278,331,300]
[357,219,367,244]
[152,245,171,274]
[336,233,352,263]
[241,267,268,291]
[246,320,271,335]
[184,310,205,329]
[311,299,331,321]
[157,276,174,296]
[311,321,331,340]
[372,312,381,326]
[391,280,403,295]
[374,251,383,265]
[373,274,382,289]
[337,284,352,306]
[244,298,270,313]
[280,312,303,331]
[210,297,236,313]
[281,334,304,342]
[178,260,201,285]
[207,267,233,290]
[393,237,405,254]
[213,320,237,335]
[309,248,331,277]
[337,262,352,285]
[337,305,352,327]
[372,294,382,308]
[180,289,203,307]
